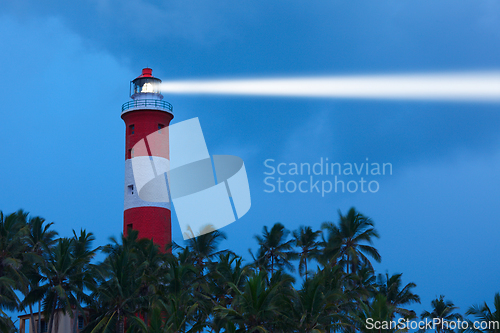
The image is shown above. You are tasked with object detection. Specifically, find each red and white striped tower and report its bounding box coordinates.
[121,68,174,250]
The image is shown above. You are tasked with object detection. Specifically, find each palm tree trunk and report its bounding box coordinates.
[38,300,42,333]
[47,297,57,333]
[346,253,350,274]
[73,307,78,333]
[305,256,308,280]
[117,310,124,333]
[271,253,274,275]
[47,312,54,333]
[29,304,35,333]
[119,317,125,333]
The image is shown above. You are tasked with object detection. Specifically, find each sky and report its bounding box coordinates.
[2,0,500,325]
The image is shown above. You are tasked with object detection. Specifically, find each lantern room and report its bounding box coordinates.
[130,68,163,99]
[122,68,173,114]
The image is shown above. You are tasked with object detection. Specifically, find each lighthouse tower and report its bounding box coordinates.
[121,68,174,250]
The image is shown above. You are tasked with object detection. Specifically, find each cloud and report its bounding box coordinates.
[4,0,500,78]
[3,0,253,59]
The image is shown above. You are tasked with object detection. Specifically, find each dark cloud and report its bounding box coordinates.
[5,0,500,77]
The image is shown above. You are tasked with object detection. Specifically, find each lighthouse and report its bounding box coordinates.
[121,68,174,250]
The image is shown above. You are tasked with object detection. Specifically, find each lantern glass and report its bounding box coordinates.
[131,77,161,96]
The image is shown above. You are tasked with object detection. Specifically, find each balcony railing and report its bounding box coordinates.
[121,99,173,113]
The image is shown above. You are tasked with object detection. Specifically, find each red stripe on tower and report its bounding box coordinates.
[121,68,174,251]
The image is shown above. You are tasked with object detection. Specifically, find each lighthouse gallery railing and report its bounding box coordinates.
[121,100,173,113]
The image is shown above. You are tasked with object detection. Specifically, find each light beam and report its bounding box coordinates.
[160,72,500,102]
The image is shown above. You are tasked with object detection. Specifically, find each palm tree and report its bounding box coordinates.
[0,210,59,333]
[37,237,81,333]
[206,253,249,332]
[172,230,230,328]
[19,259,42,333]
[320,207,381,275]
[0,210,27,312]
[215,270,292,332]
[129,303,168,333]
[70,230,99,333]
[315,265,360,333]
[347,265,377,303]
[24,215,58,333]
[466,292,500,333]
[421,295,462,333]
[358,294,398,333]
[128,299,202,333]
[175,229,228,271]
[0,311,17,333]
[26,216,58,253]
[293,226,321,280]
[207,252,248,306]
[85,233,144,333]
[159,252,207,332]
[283,271,349,333]
[135,238,165,326]
[376,273,420,319]
[252,223,297,275]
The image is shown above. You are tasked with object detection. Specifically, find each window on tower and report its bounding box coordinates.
[129,124,134,135]
[158,123,165,133]
[127,148,134,159]
[128,185,134,195]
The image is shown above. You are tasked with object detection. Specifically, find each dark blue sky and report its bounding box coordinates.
[2,0,500,321]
